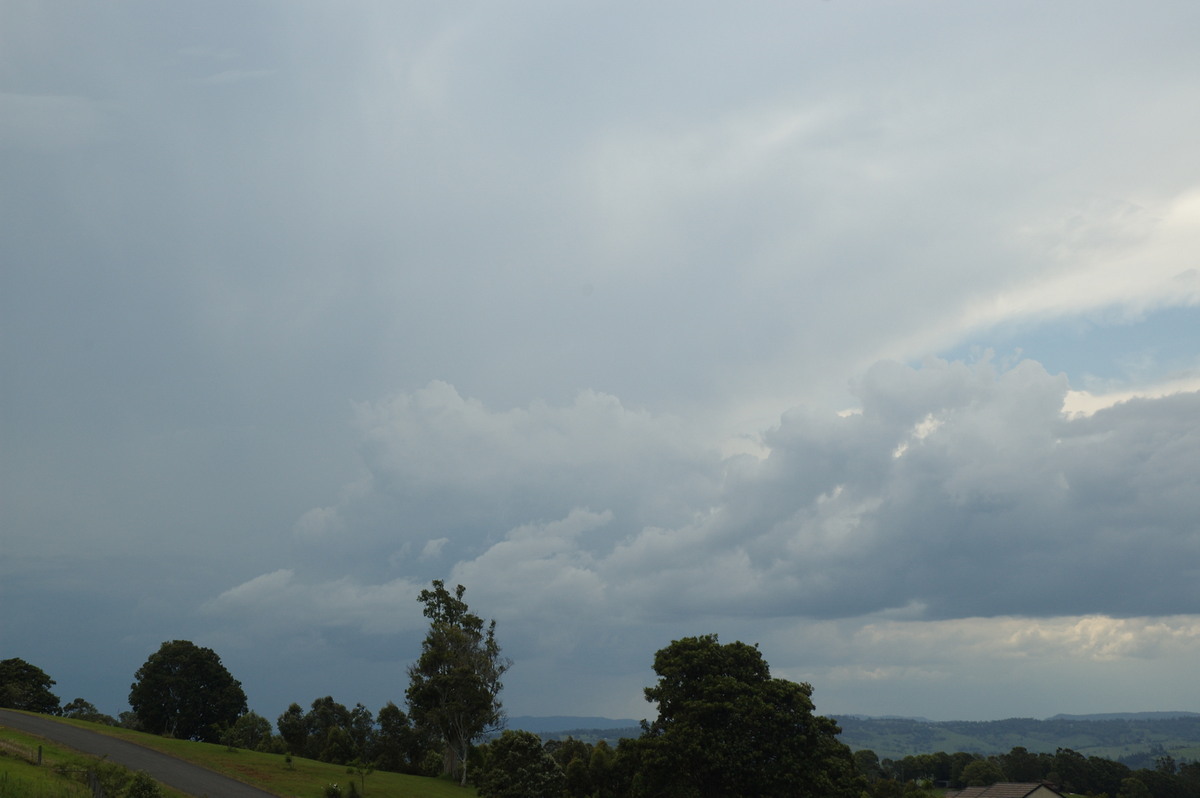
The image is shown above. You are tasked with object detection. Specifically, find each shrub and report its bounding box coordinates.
[126,771,164,798]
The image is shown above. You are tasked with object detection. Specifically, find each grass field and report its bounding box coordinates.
[4,716,476,798]
[0,740,91,798]
[0,724,192,798]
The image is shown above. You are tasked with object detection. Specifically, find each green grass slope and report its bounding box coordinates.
[6,716,476,798]
[0,724,191,798]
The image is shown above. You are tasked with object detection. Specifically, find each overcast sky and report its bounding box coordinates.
[4,1,1200,727]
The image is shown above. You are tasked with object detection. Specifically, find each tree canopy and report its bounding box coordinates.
[128,640,247,742]
[477,729,567,798]
[62,697,117,725]
[633,634,858,798]
[405,580,510,785]
[0,657,61,714]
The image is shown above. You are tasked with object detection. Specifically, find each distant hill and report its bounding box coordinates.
[1047,712,1200,722]
[504,713,1200,765]
[831,713,1200,764]
[507,716,641,739]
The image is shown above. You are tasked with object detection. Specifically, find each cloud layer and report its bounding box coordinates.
[3,1,1200,722]
[205,358,1200,717]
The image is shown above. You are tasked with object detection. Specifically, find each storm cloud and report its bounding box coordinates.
[3,1,1200,722]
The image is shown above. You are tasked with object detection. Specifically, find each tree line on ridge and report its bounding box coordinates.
[7,581,1200,797]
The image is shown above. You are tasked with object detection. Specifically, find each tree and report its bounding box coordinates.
[126,771,164,798]
[564,755,591,798]
[347,703,376,760]
[128,640,247,742]
[1000,746,1042,782]
[477,729,566,798]
[374,701,429,773]
[226,710,274,751]
[321,726,356,766]
[949,752,978,787]
[855,749,884,782]
[961,758,1004,787]
[546,736,593,798]
[1089,755,1133,798]
[62,697,117,725]
[305,696,354,761]
[345,758,375,796]
[405,580,510,786]
[0,658,61,714]
[1050,747,1089,794]
[634,634,858,798]
[589,740,616,798]
[1118,775,1153,798]
[278,702,309,755]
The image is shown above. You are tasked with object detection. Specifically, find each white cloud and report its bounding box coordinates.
[961,190,1200,327]
[300,381,724,566]
[419,537,449,560]
[293,506,345,540]
[757,613,1200,719]
[845,615,1200,664]
[203,570,426,637]
[1064,375,1200,417]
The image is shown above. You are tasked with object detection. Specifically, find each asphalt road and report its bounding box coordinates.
[0,709,280,798]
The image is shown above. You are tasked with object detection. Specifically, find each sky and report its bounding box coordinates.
[3,1,1200,727]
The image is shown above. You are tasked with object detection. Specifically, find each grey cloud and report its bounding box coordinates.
[202,569,426,638]
[269,360,1200,647]
[6,0,1200,722]
[708,360,1200,621]
[324,382,723,560]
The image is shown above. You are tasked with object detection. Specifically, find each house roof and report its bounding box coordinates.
[947,784,1063,798]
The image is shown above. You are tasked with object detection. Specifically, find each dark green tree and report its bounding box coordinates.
[1089,755,1133,798]
[1133,768,1189,798]
[0,658,61,714]
[126,771,164,798]
[346,758,375,796]
[477,729,565,798]
[347,703,376,760]
[609,736,649,797]
[1049,747,1089,794]
[949,752,978,787]
[305,696,353,760]
[1000,746,1042,782]
[128,640,247,742]
[405,580,510,785]
[321,726,356,765]
[227,710,274,751]
[374,701,431,774]
[961,758,1004,787]
[565,755,591,798]
[544,737,594,798]
[634,634,858,798]
[855,749,884,782]
[1118,775,1153,798]
[589,740,616,798]
[278,702,309,755]
[62,698,117,725]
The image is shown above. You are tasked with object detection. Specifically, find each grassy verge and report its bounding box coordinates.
[0,725,188,798]
[34,717,475,798]
[0,740,90,798]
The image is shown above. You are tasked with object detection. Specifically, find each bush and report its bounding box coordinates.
[126,771,164,798]
[477,730,565,798]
